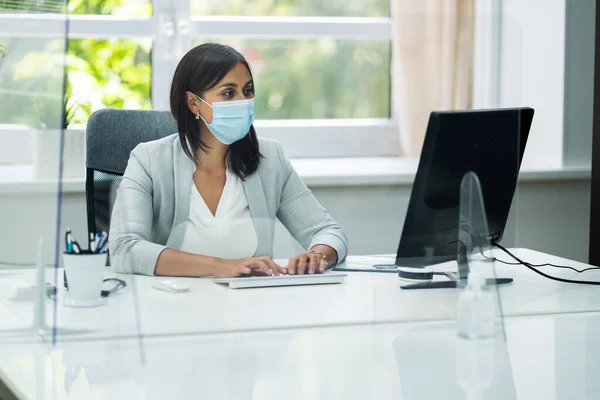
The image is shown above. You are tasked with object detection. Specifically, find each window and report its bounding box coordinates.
[192,0,389,18]
[68,0,151,17]
[0,0,395,166]
[185,1,396,157]
[0,0,574,170]
[67,38,152,124]
[193,39,391,120]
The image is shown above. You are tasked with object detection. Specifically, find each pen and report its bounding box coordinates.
[89,232,96,253]
[65,229,73,254]
[65,230,81,254]
[72,240,81,254]
[96,232,108,254]
[95,232,103,253]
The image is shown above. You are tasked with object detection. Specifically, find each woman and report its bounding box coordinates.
[109,43,348,278]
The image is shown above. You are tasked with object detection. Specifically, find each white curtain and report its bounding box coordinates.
[391,0,475,157]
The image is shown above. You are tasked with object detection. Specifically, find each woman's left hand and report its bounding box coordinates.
[286,252,325,275]
[287,246,337,275]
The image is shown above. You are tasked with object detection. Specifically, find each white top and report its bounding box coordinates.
[179,168,258,259]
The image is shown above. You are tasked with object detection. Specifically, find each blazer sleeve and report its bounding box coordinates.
[274,143,349,264]
[108,144,168,275]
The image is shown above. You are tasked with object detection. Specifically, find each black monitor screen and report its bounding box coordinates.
[396,107,534,264]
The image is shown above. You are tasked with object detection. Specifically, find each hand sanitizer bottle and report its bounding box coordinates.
[457,267,495,339]
[456,267,496,400]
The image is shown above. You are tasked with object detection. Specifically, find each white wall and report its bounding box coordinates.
[500,0,566,170]
[0,126,33,165]
[0,179,591,268]
[309,180,590,263]
[0,191,87,267]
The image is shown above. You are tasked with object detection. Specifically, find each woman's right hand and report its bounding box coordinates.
[214,257,287,278]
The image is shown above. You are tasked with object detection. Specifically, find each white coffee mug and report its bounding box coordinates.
[63,252,107,307]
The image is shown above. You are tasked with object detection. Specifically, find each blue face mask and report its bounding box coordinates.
[196,95,255,145]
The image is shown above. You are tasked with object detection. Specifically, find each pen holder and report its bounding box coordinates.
[63,251,108,308]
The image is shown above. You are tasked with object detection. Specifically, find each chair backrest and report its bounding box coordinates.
[85,109,177,254]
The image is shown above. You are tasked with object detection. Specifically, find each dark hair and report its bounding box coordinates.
[170,43,261,179]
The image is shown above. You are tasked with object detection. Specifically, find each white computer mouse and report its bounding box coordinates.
[151,279,190,293]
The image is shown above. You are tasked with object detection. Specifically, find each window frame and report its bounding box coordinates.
[1,0,509,164]
[0,1,397,161]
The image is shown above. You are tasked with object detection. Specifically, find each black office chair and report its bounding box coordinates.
[85,109,177,262]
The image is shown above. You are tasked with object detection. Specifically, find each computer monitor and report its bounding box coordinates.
[395,107,534,267]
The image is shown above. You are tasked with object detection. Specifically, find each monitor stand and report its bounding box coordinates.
[400,277,513,290]
[399,251,513,290]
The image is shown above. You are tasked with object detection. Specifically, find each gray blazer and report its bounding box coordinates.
[109,134,349,275]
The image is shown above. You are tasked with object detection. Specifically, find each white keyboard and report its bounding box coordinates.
[213,272,347,289]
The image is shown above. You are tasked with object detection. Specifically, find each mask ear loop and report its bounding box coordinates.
[194,95,212,125]
[195,94,213,107]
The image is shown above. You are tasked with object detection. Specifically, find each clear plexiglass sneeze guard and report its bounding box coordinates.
[0,9,527,399]
[456,171,517,399]
[0,2,72,339]
[0,9,524,336]
[391,171,518,400]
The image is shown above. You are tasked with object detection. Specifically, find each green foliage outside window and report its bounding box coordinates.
[211,39,390,119]
[192,0,389,17]
[1,0,390,126]
[67,0,391,122]
[67,0,152,124]
[66,37,152,124]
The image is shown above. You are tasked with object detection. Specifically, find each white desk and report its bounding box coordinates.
[1,248,600,342]
[1,312,600,400]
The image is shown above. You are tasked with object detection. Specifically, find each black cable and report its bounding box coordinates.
[495,258,600,273]
[479,246,600,273]
[491,242,600,285]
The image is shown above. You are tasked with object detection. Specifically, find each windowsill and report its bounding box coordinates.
[0,165,86,194]
[0,158,591,195]
[291,158,592,186]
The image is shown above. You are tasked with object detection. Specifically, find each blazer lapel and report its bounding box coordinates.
[166,138,195,248]
[243,171,273,257]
